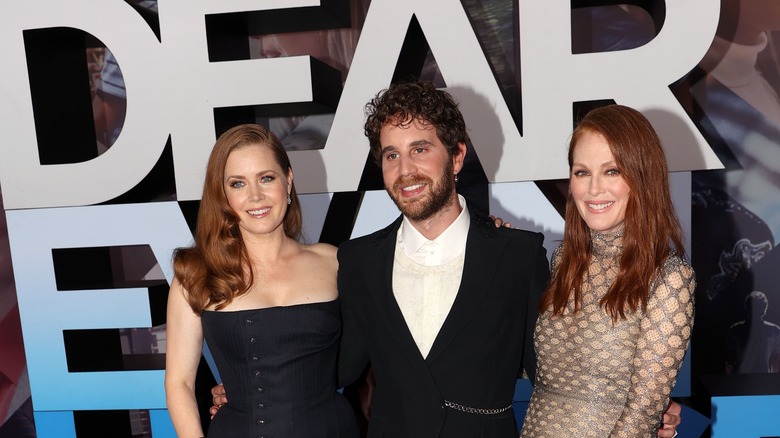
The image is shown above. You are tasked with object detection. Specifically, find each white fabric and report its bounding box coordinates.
[399,195,470,265]
[392,243,465,358]
[393,195,470,358]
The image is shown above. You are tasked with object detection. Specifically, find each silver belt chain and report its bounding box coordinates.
[444,400,512,415]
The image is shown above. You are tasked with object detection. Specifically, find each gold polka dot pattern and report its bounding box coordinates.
[520,229,695,437]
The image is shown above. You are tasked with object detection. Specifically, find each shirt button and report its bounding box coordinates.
[249,337,256,343]
[257,419,265,425]
[254,370,262,378]
[257,387,263,392]
[258,402,265,408]
[251,355,259,361]
[244,318,253,325]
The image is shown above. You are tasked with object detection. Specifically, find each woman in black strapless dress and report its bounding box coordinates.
[164,124,358,437]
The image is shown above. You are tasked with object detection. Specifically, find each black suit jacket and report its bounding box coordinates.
[337,209,549,437]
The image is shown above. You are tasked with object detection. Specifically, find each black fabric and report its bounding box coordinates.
[202,299,358,437]
[337,209,550,437]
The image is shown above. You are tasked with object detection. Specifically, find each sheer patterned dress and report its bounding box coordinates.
[520,228,695,437]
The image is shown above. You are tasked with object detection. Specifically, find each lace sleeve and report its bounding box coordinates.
[610,256,695,437]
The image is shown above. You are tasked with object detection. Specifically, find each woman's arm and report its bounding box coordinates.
[610,258,695,437]
[164,278,206,437]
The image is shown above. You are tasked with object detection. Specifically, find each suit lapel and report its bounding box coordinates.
[425,213,508,365]
[364,217,429,364]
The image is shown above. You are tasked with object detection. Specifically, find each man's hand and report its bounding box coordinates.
[488,215,513,229]
[209,383,227,419]
[657,400,681,437]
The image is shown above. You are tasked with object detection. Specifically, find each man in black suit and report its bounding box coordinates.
[335,81,548,437]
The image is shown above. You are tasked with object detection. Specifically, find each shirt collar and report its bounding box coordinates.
[399,194,470,258]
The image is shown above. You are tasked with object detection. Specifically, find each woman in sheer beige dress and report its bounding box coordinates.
[520,105,695,438]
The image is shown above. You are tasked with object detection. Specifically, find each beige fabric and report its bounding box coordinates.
[392,241,464,359]
[521,229,695,437]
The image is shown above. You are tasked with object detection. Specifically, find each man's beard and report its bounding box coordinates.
[386,159,456,222]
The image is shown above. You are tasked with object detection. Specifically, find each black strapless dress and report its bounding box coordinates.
[201,299,358,437]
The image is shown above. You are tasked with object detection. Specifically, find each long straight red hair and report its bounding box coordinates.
[173,124,302,314]
[541,105,685,321]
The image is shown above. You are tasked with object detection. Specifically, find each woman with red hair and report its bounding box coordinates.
[521,105,695,437]
[164,124,357,437]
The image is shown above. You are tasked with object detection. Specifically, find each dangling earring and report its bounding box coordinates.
[454,173,459,183]
[287,194,292,205]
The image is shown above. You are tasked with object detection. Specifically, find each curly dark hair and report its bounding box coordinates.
[364,81,469,165]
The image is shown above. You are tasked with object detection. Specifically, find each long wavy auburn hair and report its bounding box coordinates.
[541,105,686,321]
[173,124,302,314]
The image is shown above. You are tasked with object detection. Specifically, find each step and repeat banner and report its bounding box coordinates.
[0,0,779,437]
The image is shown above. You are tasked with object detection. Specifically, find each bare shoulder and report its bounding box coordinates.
[298,242,339,268]
[291,243,339,300]
[169,276,187,298]
[305,242,338,256]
